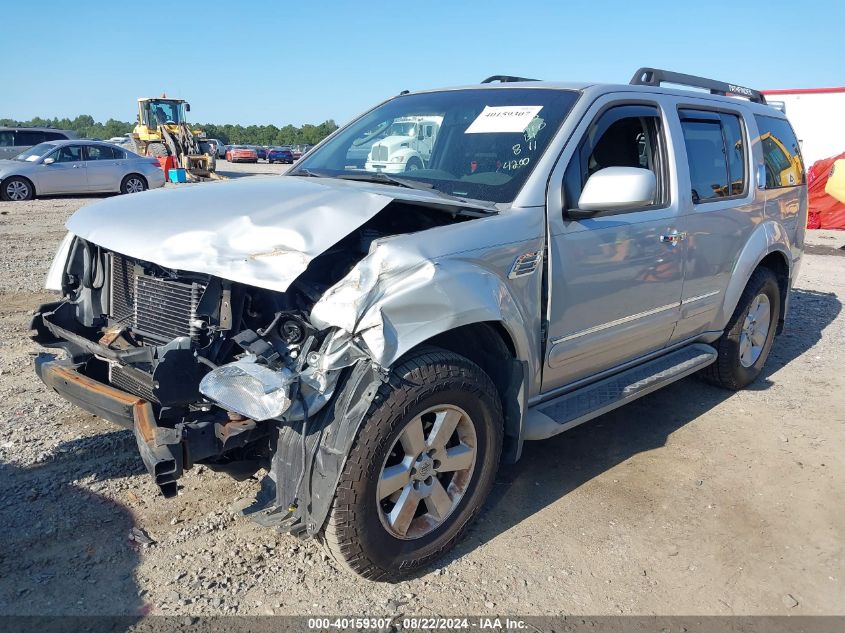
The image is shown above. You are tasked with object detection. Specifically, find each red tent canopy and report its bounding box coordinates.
[807,151,845,229]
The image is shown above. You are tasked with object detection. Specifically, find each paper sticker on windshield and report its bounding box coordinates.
[465,106,544,134]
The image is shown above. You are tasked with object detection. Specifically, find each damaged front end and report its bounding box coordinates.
[31,187,487,536]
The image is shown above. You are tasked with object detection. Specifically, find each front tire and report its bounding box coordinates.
[405,157,423,172]
[2,176,35,201]
[322,348,503,581]
[701,267,781,390]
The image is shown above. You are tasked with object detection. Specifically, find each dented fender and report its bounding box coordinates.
[309,238,538,372]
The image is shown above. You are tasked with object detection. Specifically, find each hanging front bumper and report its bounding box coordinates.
[34,355,184,496]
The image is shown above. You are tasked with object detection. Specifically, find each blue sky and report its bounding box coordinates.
[5,0,844,126]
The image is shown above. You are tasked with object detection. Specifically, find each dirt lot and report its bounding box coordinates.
[0,163,843,617]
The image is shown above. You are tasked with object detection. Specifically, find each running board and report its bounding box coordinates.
[524,344,717,441]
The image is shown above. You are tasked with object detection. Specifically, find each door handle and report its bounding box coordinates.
[660,231,688,245]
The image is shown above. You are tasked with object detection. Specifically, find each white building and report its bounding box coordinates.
[762,88,845,167]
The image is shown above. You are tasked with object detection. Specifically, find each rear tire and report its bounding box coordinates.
[700,267,781,390]
[120,174,147,194]
[2,176,35,201]
[322,348,503,581]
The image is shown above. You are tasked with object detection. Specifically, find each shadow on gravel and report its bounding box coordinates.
[758,288,843,385]
[443,287,842,569]
[0,427,144,619]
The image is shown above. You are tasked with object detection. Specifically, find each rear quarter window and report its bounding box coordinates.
[754,115,805,188]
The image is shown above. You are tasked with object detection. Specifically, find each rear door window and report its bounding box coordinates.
[0,131,15,147]
[754,115,804,188]
[680,109,747,203]
[86,145,122,160]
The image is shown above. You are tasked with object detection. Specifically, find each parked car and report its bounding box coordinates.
[105,135,135,151]
[0,126,77,160]
[225,145,258,163]
[252,146,268,161]
[1,139,165,200]
[267,146,294,164]
[291,144,313,160]
[32,68,806,581]
[206,139,225,159]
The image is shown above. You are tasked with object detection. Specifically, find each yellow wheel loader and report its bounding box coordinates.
[130,95,220,179]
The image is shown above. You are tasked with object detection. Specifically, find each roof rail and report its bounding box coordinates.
[630,67,766,104]
[481,75,539,84]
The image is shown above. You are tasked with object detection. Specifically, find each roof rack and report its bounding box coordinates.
[630,67,766,104]
[481,75,539,84]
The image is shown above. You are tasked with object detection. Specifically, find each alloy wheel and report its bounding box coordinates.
[125,178,145,193]
[6,180,30,201]
[739,293,771,367]
[377,404,477,540]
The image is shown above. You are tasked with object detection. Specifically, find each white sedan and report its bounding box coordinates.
[0,139,165,201]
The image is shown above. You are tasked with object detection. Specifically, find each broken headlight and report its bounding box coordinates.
[199,357,295,421]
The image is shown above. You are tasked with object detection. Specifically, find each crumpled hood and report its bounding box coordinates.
[66,175,489,292]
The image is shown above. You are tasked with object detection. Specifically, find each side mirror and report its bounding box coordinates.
[185,103,191,112]
[43,157,55,165]
[568,167,656,218]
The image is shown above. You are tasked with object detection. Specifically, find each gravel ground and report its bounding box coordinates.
[0,164,843,617]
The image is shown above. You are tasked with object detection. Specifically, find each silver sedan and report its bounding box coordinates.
[0,139,166,201]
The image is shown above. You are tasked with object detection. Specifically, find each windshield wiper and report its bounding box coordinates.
[335,172,435,191]
[337,172,497,212]
[289,168,326,178]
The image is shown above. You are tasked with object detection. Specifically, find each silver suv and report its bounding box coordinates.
[32,68,806,580]
[0,126,77,159]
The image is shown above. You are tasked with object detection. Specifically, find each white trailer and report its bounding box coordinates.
[762,88,845,166]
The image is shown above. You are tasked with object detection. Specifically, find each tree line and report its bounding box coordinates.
[0,115,338,146]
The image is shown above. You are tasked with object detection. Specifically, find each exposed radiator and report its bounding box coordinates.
[108,253,205,343]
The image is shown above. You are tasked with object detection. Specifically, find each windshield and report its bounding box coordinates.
[147,100,184,125]
[388,122,417,137]
[292,88,579,203]
[15,142,57,162]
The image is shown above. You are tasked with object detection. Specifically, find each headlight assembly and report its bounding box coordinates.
[199,356,295,421]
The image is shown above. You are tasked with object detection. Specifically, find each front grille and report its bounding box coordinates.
[108,253,205,343]
[371,145,388,161]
